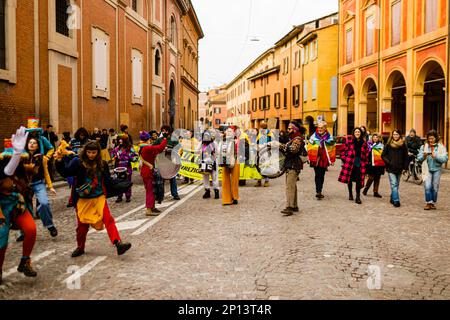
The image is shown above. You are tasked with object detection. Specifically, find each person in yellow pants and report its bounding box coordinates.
[219,126,240,206]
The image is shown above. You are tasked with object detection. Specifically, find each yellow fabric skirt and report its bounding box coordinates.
[76,195,106,231]
[101,149,111,161]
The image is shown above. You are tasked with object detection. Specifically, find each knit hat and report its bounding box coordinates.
[139,131,151,142]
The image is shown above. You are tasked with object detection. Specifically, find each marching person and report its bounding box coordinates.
[0,127,38,284]
[338,128,369,205]
[100,129,111,162]
[417,130,448,210]
[363,133,385,198]
[138,131,168,216]
[197,130,220,200]
[381,130,410,208]
[307,121,336,200]
[17,136,58,240]
[111,134,138,203]
[70,127,90,155]
[55,141,132,258]
[277,121,306,216]
[219,126,240,206]
[255,121,273,188]
[406,128,423,180]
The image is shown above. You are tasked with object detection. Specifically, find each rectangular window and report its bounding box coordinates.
[330,76,338,109]
[132,0,138,12]
[266,95,270,109]
[294,51,298,69]
[259,97,264,110]
[92,28,110,99]
[0,0,5,70]
[56,0,69,37]
[293,85,300,107]
[391,1,401,46]
[252,98,257,111]
[425,0,438,33]
[300,47,305,65]
[304,45,309,64]
[303,81,308,102]
[312,78,317,100]
[132,49,143,104]
[274,93,280,108]
[283,88,287,109]
[366,16,375,56]
[215,119,221,125]
[346,29,353,64]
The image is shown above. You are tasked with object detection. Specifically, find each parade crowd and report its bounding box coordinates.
[0,117,448,285]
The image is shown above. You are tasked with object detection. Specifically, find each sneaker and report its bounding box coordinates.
[374,193,382,198]
[115,198,123,203]
[424,204,433,211]
[116,241,132,256]
[173,196,181,201]
[214,189,220,199]
[48,227,58,238]
[264,181,269,188]
[71,248,85,258]
[431,204,437,210]
[203,190,211,199]
[394,202,401,208]
[16,234,25,242]
[17,258,37,277]
[254,181,262,187]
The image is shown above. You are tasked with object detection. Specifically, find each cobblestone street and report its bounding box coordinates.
[1,165,450,300]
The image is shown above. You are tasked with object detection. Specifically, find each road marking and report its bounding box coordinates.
[62,256,107,286]
[2,250,56,279]
[131,185,203,236]
[98,219,148,233]
[178,184,199,195]
[156,201,174,209]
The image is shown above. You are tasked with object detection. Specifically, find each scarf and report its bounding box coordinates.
[369,141,385,166]
[307,130,336,165]
[389,139,404,149]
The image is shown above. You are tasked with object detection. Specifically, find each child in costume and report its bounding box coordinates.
[55,140,131,258]
[111,134,138,203]
[0,127,38,284]
[197,130,220,200]
[363,134,385,198]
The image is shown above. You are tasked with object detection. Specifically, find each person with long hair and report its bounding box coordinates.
[69,127,90,155]
[417,130,448,210]
[19,136,58,239]
[363,133,385,198]
[338,127,369,204]
[55,141,131,257]
[307,121,336,200]
[381,129,410,208]
[0,127,38,284]
[111,134,138,203]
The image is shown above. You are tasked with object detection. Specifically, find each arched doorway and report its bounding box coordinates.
[305,116,315,136]
[361,78,378,133]
[343,84,355,134]
[386,71,407,135]
[169,80,176,129]
[187,99,192,130]
[420,61,445,137]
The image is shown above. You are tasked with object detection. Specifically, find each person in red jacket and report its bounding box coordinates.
[139,131,167,216]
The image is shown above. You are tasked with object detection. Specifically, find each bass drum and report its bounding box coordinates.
[155,149,181,180]
[256,145,286,179]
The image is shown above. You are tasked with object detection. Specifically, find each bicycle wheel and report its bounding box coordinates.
[413,163,423,185]
[402,166,411,182]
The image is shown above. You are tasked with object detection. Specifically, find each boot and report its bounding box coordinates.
[203,189,211,199]
[263,181,269,187]
[146,208,161,217]
[374,192,382,198]
[214,189,220,199]
[281,207,294,216]
[115,241,132,256]
[71,247,85,258]
[362,188,368,196]
[349,192,354,201]
[254,180,262,187]
[17,257,37,277]
[355,194,362,204]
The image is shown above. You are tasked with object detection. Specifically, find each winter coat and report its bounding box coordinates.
[381,141,410,175]
[281,136,305,171]
[366,141,385,176]
[338,139,369,186]
[417,143,448,172]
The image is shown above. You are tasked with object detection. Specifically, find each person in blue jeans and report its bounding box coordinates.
[418,130,448,211]
[18,136,58,241]
[381,130,410,208]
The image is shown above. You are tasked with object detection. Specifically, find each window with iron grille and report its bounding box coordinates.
[56,0,69,37]
[0,0,6,70]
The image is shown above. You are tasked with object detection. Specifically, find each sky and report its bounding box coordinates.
[191,0,339,92]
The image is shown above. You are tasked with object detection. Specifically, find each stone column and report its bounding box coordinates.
[412,92,425,137]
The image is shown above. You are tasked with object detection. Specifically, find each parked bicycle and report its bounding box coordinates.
[402,153,423,185]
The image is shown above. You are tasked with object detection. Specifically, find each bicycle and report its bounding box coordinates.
[402,153,423,185]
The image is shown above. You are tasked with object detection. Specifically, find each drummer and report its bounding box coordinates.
[152,126,181,201]
[111,134,138,203]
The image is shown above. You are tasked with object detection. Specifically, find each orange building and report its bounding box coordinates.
[338,0,449,145]
[0,0,202,141]
[206,87,227,129]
